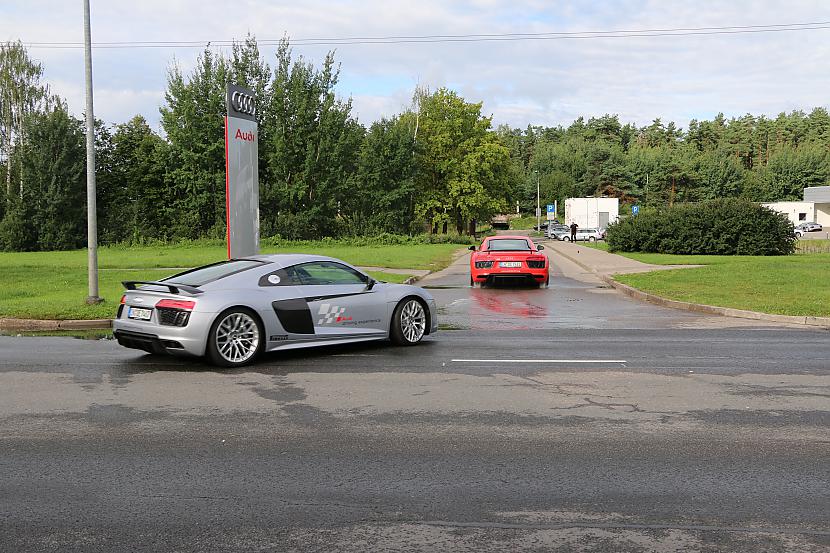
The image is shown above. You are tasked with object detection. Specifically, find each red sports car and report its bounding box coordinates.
[469,235,549,287]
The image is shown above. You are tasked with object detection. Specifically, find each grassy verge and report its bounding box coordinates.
[580,242,830,317]
[508,215,559,231]
[0,242,456,320]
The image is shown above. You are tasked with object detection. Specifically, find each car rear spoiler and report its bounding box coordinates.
[122,281,204,295]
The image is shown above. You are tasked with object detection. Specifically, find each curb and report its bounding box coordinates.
[0,318,113,331]
[552,245,830,330]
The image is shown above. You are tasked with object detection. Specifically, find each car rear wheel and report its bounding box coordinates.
[390,298,427,346]
[589,236,597,242]
[207,308,263,367]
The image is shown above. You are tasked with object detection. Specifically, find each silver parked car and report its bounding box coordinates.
[558,228,605,242]
[113,255,438,367]
[795,222,822,237]
[546,224,569,239]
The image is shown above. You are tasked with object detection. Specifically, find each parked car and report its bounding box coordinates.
[795,222,822,237]
[546,224,569,239]
[796,222,822,232]
[557,227,604,242]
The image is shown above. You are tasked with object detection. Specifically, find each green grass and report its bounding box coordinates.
[0,242,455,320]
[580,242,830,317]
[507,215,557,231]
[796,239,830,254]
[507,216,538,230]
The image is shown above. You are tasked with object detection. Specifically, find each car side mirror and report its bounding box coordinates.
[364,278,376,291]
[468,245,476,251]
[536,245,545,251]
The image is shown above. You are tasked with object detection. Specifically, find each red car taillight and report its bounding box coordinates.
[120,295,126,304]
[155,299,196,310]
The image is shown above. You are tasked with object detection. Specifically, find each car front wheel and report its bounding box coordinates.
[589,236,597,242]
[207,308,263,367]
[391,298,427,345]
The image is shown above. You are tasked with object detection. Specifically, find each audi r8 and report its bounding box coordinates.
[112,255,438,367]
[469,235,549,287]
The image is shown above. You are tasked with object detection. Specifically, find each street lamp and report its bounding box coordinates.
[534,170,540,232]
[83,0,101,304]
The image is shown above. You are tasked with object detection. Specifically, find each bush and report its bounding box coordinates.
[606,199,796,255]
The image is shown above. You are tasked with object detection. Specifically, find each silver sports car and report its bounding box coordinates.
[112,254,438,367]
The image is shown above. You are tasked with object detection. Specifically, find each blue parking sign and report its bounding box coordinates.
[632,205,640,215]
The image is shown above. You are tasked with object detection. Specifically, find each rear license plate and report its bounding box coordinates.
[499,262,521,268]
[127,307,152,321]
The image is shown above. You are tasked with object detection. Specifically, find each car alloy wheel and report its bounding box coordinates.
[214,311,260,365]
[392,298,426,345]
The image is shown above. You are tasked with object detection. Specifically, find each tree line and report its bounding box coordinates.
[1,38,829,251]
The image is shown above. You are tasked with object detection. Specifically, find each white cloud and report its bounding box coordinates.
[2,0,829,130]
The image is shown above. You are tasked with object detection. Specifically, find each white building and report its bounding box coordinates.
[564,197,619,229]
[762,186,830,226]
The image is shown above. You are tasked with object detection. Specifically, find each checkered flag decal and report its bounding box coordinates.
[317,303,346,325]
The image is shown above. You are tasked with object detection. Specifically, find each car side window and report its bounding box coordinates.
[258,266,303,287]
[291,261,367,286]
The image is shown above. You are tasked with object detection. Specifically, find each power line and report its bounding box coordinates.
[18,21,830,49]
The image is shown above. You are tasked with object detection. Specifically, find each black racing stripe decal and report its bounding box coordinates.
[271,299,315,335]
[303,291,373,303]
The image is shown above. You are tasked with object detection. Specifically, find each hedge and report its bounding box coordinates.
[605,199,796,255]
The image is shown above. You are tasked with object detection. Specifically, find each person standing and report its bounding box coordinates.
[569,221,578,242]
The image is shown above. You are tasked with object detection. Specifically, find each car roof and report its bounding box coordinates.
[482,235,536,248]
[239,253,350,269]
[485,235,533,241]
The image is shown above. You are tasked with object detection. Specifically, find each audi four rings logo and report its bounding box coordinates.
[231,91,256,116]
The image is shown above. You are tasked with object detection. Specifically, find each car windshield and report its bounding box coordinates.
[164,260,266,286]
[485,239,531,251]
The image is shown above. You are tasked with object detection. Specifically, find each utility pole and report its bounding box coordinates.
[535,170,540,232]
[83,0,101,304]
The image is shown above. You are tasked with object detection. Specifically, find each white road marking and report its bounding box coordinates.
[451,359,626,364]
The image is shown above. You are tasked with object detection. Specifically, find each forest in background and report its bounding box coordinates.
[1,37,829,251]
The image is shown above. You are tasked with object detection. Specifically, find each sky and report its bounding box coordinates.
[3,0,830,134]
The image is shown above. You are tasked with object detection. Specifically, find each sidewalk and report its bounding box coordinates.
[542,240,699,276]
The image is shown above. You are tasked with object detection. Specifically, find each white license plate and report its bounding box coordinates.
[127,307,153,321]
[499,261,522,268]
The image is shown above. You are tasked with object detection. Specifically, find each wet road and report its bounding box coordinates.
[1,252,829,552]
[425,243,790,331]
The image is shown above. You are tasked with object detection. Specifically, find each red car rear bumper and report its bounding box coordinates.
[471,265,548,283]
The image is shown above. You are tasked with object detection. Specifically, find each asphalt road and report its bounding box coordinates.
[1,252,829,552]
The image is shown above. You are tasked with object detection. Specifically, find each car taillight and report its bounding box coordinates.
[155,299,196,310]
[120,295,126,304]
